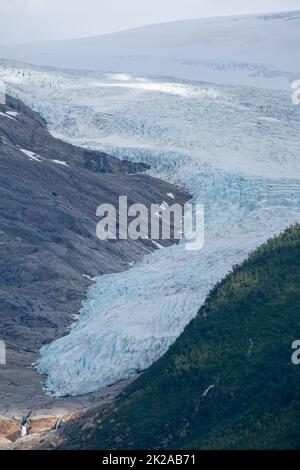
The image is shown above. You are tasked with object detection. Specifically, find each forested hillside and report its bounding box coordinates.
[61,224,300,450]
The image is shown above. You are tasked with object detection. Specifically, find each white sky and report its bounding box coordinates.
[0,0,300,45]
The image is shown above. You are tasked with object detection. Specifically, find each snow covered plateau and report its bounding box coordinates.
[1,11,300,396]
[1,10,300,90]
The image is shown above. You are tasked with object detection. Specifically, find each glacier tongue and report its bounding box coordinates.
[1,61,300,396]
[37,173,300,396]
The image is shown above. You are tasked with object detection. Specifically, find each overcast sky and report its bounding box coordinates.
[1,0,300,45]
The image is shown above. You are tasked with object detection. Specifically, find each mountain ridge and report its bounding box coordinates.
[0,93,189,418]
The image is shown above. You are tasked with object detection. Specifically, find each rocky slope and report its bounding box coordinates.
[0,94,189,419]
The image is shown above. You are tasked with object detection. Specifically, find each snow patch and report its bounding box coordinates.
[6,110,19,117]
[20,149,42,162]
[0,111,16,121]
[82,274,97,282]
[52,159,69,166]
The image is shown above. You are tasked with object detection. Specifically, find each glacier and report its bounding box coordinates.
[0,59,300,396]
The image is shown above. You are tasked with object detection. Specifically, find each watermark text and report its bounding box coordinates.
[291,80,300,105]
[0,340,6,365]
[0,80,6,105]
[96,197,204,251]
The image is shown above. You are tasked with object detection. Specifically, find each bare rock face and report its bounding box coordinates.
[0,95,190,416]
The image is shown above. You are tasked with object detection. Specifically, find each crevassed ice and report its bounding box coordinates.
[1,61,299,396]
[37,172,300,396]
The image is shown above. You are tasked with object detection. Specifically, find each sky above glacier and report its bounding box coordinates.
[0,0,300,44]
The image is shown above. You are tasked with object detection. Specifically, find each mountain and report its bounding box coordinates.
[0,94,189,418]
[54,224,300,450]
[1,58,299,400]
[1,11,300,89]
[0,10,300,450]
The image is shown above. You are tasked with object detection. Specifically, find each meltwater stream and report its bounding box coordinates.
[1,61,300,396]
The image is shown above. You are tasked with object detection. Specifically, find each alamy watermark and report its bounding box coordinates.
[0,340,6,365]
[291,340,300,365]
[96,197,204,251]
[0,80,6,105]
[0,83,10,367]
[291,80,300,105]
